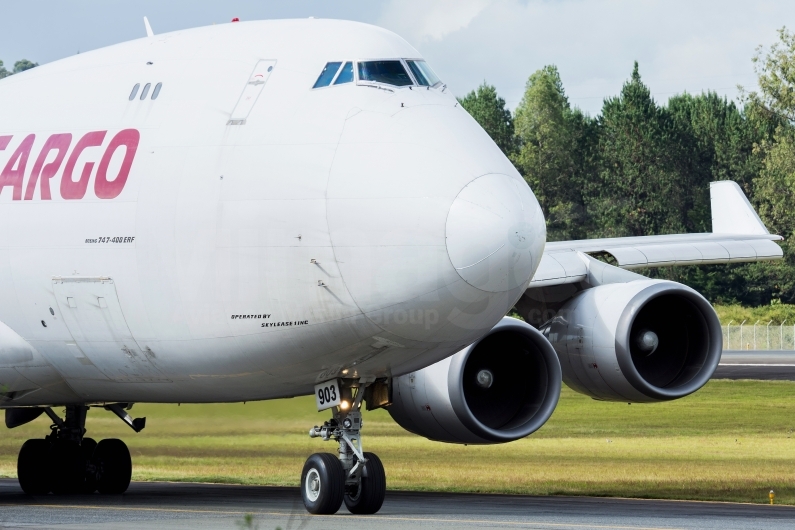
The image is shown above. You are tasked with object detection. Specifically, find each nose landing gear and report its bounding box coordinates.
[303,380,387,514]
[15,404,144,495]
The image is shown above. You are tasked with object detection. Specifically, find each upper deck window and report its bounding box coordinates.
[140,82,151,100]
[334,62,354,85]
[358,61,413,87]
[129,83,140,101]
[406,60,441,87]
[313,62,342,89]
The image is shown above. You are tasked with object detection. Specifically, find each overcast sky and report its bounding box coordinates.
[1,0,792,115]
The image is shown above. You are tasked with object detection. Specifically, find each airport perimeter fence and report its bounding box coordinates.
[722,321,795,351]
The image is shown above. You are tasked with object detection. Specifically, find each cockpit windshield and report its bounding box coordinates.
[334,62,354,85]
[406,60,441,87]
[311,59,443,89]
[313,62,342,89]
[357,61,413,87]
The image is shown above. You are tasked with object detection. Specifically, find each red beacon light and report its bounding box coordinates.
[231,17,240,22]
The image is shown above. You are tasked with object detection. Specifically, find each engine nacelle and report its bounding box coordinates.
[387,317,562,444]
[541,280,722,403]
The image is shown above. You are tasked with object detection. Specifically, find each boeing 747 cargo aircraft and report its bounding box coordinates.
[0,18,783,514]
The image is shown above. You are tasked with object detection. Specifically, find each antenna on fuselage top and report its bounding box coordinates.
[144,16,154,37]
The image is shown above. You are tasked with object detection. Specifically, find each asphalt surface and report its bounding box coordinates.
[0,479,794,530]
[714,350,795,380]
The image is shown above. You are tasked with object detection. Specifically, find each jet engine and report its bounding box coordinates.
[387,317,562,444]
[540,280,722,403]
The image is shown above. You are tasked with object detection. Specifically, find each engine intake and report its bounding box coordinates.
[541,280,722,402]
[387,317,562,444]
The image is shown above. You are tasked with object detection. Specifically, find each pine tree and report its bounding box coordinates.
[513,66,596,241]
[458,83,516,156]
[592,62,690,237]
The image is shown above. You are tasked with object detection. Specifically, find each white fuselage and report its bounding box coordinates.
[0,19,545,406]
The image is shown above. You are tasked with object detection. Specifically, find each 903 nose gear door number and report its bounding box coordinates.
[314,380,341,411]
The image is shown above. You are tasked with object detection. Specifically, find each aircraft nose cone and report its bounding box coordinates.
[446,174,546,293]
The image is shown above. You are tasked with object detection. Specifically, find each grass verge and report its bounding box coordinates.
[1,380,794,505]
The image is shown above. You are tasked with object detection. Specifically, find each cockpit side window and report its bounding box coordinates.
[334,62,354,85]
[313,62,342,89]
[406,60,441,87]
[357,61,413,87]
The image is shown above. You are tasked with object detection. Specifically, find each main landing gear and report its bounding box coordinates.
[303,380,387,515]
[15,403,146,495]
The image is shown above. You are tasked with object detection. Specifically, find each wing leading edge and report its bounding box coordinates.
[532,181,783,288]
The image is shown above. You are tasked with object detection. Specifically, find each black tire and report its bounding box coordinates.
[51,439,84,494]
[94,439,132,494]
[18,439,51,495]
[81,438,98,494]
[301,453,345,514]
[344,452,386,514]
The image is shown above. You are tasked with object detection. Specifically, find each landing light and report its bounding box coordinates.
[339,400,350,411]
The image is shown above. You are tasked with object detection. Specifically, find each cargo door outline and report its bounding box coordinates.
[228,59,276,125]
[52,277,169,382]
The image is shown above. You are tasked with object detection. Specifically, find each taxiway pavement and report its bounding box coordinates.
[714,350,795,380]
[0,479,792,530]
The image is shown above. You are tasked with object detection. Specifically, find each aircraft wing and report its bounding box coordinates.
[530,181,784,288]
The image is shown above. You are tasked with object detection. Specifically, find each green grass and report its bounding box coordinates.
[2,380,795,505]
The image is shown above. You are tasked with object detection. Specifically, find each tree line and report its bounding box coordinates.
[0,59,38,79]
[460,28,795,307]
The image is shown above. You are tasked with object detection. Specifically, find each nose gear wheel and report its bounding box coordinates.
[300,453,345,514]
[344,451,386,514]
